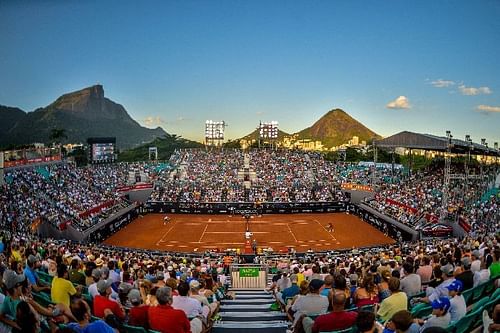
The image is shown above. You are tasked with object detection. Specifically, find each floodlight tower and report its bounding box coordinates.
[464,135,472,194]
[371,138,378,191]
[441,130,453,220]
[494,142,499,168]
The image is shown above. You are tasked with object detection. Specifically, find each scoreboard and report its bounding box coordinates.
[87,137,116,163]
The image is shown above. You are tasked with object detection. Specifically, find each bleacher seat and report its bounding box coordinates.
[445,306,482,333]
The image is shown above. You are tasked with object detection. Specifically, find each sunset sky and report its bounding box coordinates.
[1,1,499,144]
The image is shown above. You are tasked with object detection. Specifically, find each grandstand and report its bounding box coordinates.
[0,146,499,333]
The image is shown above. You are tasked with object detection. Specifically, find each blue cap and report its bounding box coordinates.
[446,280,463,292]
[431,297,451,312]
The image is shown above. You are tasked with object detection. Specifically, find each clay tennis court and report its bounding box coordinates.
[103,213,395,253]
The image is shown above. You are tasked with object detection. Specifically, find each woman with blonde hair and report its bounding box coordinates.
[354,274,379,308]
[378,270,391,301]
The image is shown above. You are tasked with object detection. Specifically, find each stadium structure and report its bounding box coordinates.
[0,130,499,333]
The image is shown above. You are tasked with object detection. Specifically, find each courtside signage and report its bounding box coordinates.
[239,267,259,277]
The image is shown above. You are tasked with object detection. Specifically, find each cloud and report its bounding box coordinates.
[431,79,455,88]
[256,111,264,116]
[176,116,185,122]
[459,85,492,96]
[476,105,500,113]
[142,116,166,127]
[386,96,411,109]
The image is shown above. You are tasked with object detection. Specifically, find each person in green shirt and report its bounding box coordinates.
[0,270,25,331]
[377,277,408,323]
[489,249,500,278]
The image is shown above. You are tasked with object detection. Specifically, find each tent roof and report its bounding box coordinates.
[375,131,499,156]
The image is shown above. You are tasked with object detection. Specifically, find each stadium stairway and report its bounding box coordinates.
[212,289,289,333]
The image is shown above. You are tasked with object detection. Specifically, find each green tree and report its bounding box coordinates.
[49,128,67,145]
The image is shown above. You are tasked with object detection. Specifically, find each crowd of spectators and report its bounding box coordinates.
[0,163,150,233]
[150,149,347,204]
[366,162,499,230]
[0,228,498,333]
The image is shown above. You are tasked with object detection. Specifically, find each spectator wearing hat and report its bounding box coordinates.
[117,282,133,309]
[24,254,50,293]
[93,279,125,322]
[51,263,81,307]
[420,264,455,304]
[148,287,195,333]
[0,270,26,331]
[291,279,329,322]
[127,289,149,329]
[88,268,102,299]
[416,297,451,331]
[277,274,300,306]
[67,299,116,333]
[455,257,473,291]
[189,279,218,319]
[446,280,466,324]
[376,277,408,323]
[307,292,358,333]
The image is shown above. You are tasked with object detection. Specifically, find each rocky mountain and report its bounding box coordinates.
[0,106,25,136]
[0,85,167,149]
[296,109,381,147]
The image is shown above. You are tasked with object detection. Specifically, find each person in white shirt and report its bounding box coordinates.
[291,279,329,322]
[473,258,491,287]
[172,281,204,319]
[446,280,466,324]
[470,250,482,273]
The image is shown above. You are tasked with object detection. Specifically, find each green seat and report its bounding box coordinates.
[32,291,55,308]
[462,287,474,305]
[490,285,500,300]
[482,297,500,314]
[124,324,148,333]
[359,304,375,312]
[483,277,498,296]
[446,306,482,333]
[37,271,54,284]
[411,303,433,318]
[148,331,161,333]
[471,281,488,303]
[470,296,490,312]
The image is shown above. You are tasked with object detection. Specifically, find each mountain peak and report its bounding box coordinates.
[53,84,104,110]
[0,85,166,149]
[296,108,380,147]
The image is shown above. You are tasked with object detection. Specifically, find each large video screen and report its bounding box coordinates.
[92,142,115,162]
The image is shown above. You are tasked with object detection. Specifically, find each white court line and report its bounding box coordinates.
[156,223,176,246]
[198,224,209,243]
[287,224,298,242]
[204,231,270,234]
[314,219,337,242]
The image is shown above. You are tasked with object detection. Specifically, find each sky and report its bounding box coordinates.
[1,1,500,145]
